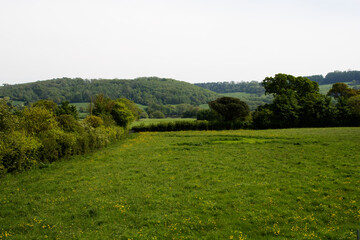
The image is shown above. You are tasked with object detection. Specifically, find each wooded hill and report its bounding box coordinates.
[304,70,360,85]
[0,77,219,105]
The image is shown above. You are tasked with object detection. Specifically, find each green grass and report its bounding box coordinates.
[131,118,196,127]
[1,128,359,239]
[319,84,335,94]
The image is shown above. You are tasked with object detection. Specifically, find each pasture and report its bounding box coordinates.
[0,128,359,239]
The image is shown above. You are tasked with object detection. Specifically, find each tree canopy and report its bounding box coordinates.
[208,97,250,121]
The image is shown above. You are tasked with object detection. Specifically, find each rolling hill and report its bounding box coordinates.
[0,77,219,106]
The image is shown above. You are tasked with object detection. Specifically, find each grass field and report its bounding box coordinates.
[1,128,360,239]
[131,118,196,128]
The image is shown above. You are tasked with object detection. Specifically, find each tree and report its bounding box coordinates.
[208,97,250,121]
[327,83,357,99]
[116,98,142,120]
[253,74,333,128]
[110,101,134,128]
[55,101,79,120]
[262,73,319,97]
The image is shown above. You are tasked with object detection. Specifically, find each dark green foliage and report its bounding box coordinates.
[181,106,200,118]
[253,74,340,129]
[262,73,319,97]
[56,114,83,132]
[0,77,218,105]
[132,120,250,132]
[326,83,360,126]
[348,95,360,117]
[196,109,217,121]
[55,101,79,119]
[145,103,199,118]
[305,70,360,85]
[195,81,264,94]
[208,97,250,121]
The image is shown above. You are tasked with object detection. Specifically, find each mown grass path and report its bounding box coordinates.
[1,128,360,239]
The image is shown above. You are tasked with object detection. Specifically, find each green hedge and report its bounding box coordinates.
[131,120,250,132]
[0,100,128,175]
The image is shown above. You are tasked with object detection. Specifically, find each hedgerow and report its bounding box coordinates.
[0,96,138,175]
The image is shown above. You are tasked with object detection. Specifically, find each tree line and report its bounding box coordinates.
[0,77,218,106]
[134,74,360,132]
[304,70,360,86]
[194,81,264,94]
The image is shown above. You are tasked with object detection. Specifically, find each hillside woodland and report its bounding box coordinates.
[304,70,360,86]
[0,77,218,106]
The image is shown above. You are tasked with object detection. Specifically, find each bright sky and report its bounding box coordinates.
[1,0,359,85]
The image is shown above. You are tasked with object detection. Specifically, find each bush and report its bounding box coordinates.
[21,107,58,134]
[56,114,83,132]
[0,97,130,175]
[83,115,104,128]
[150,111,165,119]
[0,131,41,172]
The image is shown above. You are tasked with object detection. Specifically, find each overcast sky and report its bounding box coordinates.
[1,0,359,85]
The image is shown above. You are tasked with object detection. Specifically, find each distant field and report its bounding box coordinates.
[131,118,196,127]
[1,127,359,239]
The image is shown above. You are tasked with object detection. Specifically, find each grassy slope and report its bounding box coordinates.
[1,128,360,239]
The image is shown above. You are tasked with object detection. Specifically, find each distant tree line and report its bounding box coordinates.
[304,70,360,85]
[194,81,264,94]
[0,77,218,106]
[134,74,360,132]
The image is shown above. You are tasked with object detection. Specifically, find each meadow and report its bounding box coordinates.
[0,128,359,239]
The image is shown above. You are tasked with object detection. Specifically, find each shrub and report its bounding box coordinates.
[0,99,18,132]
[83,115,104,128]
[21,107,58,134]
[56,114,83,132]
[0,131,41,172]
[111,102,134,128]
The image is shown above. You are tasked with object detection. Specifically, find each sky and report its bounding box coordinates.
[0,0,359,85]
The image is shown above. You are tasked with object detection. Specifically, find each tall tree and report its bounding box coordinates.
[208,97,250,121]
